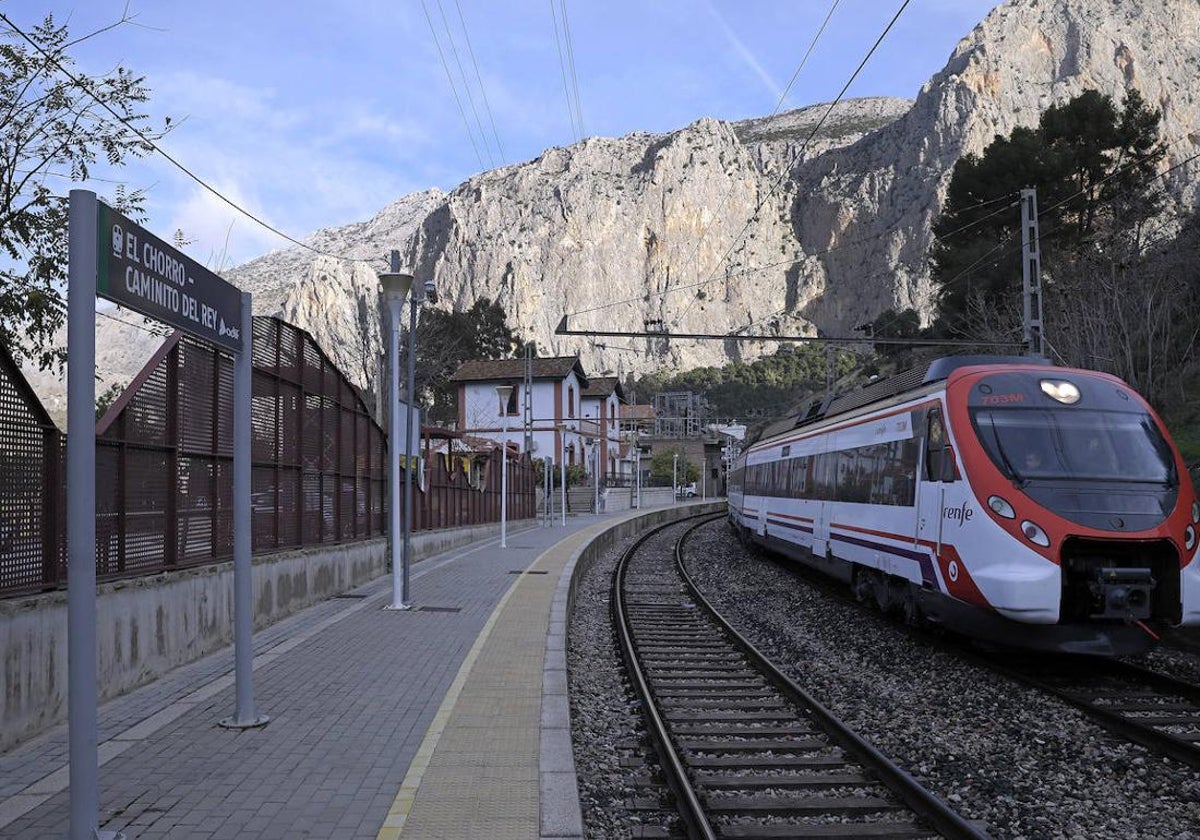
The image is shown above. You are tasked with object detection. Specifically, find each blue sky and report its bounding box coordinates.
[5,0,1000,269]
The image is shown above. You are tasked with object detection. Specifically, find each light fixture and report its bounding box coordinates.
[379,271,414,302]
[1039,379,1080,404]
[988,495,1015,519]
[1020,520,1050,547]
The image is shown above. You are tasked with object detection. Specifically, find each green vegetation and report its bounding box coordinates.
[416,297,518,424]
[649,447,699,485]
[0,13,168,372]
[868,87,1199,454]
[930,89,1167,347]
[629,344,860,438]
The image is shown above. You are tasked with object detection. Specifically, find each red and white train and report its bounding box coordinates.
[727,356,1200,655]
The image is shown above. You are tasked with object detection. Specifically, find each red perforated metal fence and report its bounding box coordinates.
[92,317,386,579]
[0,343,63,593]
[1,316,536,599]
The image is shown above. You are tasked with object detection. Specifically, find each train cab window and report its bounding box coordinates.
[924,409,952,482]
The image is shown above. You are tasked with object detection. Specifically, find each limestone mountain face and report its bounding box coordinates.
[36,0,1200,423]
[792,0,1200,330]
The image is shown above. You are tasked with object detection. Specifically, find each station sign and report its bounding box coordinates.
[96,201,244,352]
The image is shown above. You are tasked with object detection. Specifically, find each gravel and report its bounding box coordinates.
[677,519,1200,840]
[567,527,678,840]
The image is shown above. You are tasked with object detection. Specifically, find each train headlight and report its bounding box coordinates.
[1020,520,1051,547]
[1192,501,1199,524]
[988,495,1016,519]
[1186,525,1197,552]
[1039,379,1081,404]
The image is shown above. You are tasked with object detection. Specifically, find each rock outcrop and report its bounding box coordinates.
[29,0,1200,423]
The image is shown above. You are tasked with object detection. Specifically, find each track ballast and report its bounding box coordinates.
[612,515,988,840]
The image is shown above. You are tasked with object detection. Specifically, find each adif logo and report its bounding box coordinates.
[218,318,240,341]
[943,501,974,527]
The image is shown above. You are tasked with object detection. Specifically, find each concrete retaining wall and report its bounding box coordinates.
[0,519,525,752]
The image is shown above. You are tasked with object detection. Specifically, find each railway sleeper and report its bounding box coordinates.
[697,772,875,789]
[716,820,938,839]
[703,795,901,814]
[688,754,847,769]
[678,738,829,751]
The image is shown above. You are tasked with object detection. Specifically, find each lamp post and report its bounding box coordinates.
[635,444,641,509]
[379,267,413,610]
[673,452,679,504]
[380,256,437,609]
[495,384,513,548]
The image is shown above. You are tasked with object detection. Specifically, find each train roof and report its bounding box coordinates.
[767,354,1052,443]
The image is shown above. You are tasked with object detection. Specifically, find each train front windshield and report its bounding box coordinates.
[972,408,1176,485]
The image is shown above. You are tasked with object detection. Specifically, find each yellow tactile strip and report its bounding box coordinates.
[376,528,593,840]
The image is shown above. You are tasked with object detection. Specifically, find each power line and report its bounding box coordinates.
[453,0,506,164]
[669,0,912,328]
[668,0,844,330]
[0,12,385,270]
[558,0,585,139]
[563,188,1031,320]
[549,0,581,142]
[435,0,495,167]
[773,0,841,114]
[420,0,487,170]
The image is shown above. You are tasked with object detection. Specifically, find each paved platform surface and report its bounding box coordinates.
[0,512,624,839]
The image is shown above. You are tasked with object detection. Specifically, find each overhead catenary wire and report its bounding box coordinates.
[668,0,913,329]
[435,0,495,167]
[666,0,845,331]
[453,0,506,164]
[558,0,585,139]
[0,11,386,269]
[549,0,581,142]
[420,0,487,170]
[937,141,1200,297]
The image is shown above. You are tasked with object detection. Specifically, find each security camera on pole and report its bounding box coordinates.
[495,384,513,548]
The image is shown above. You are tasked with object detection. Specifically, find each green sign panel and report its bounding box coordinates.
[96,201,244,352]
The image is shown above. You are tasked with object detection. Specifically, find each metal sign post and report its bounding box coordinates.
[66,191,109,840]
[66,190,261,839]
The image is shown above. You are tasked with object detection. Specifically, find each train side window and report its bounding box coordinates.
[925,409,949,482]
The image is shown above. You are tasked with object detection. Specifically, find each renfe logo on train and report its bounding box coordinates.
[943,501,974,526]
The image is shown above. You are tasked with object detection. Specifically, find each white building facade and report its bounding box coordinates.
[579,376,627,483]
[451,356,621,476]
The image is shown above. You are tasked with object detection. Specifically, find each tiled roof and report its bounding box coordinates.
[621,404,656,420]
[448,356,588,385]
[581,376,623,399]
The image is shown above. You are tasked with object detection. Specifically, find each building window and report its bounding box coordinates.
[502,385,519,416]
[568,385,575,419]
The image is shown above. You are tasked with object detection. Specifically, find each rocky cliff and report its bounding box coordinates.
[29,0,1200,423]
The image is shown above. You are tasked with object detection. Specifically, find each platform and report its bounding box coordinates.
[0,503,722,839]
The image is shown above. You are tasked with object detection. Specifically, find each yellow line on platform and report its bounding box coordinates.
[374,535,569,840]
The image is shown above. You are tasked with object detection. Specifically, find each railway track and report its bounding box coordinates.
[986,655,1200,770]
[613,515,988,840]
[746,531,1200,772]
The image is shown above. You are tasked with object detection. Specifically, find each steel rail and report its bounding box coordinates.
[982,657,1200,771]
[612,513,718,840]
[676,520,991,840]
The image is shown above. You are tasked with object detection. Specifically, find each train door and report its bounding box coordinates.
[915,407,952,556]
[812,447,832,558]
